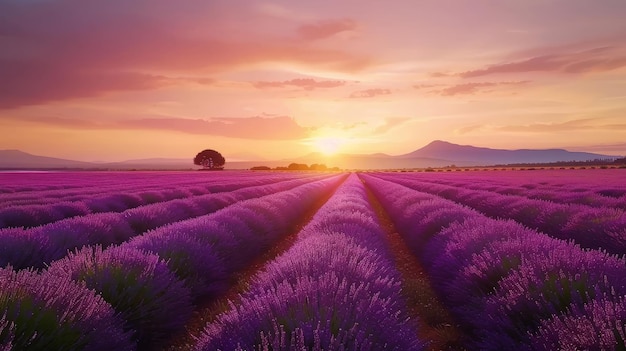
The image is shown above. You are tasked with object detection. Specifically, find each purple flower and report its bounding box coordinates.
[0,266,134,350]
[46,245,192,349]
[196,175,425,351]
[125,231,228,301]
[530,294,626,350]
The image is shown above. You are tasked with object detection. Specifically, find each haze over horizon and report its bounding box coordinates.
[1,0,626,162]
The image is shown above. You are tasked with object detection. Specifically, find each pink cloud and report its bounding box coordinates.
[457,46,626,78]
[413,83,444,90]
[437,81,530,96]
[120,116,310,139]
[297,19,357,41]
[429,72,451,78]
[0,1,373,109]
[349,88,392,98]
[372,117,411,134]
[496,117,626,133]
[10,114,310,140]
[253,78,347,90]
[0,60,171,108]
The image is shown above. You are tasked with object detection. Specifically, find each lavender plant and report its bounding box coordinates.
[530,294,626,350]
[125,231,229,301]
[46,245,192,349]
[363,172,626,350]
[0,267,134,350]
[197,175,424,350]
[374,172,626,254]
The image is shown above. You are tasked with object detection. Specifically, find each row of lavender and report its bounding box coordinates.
[194,174,425,350]
[362,174,626,350]
[374,172,626,255]
[0,172,173,193]
[406,169,626,209]
[0,171,278,193]
[0,172,316,228]
[1,174,345,350]
[0,174,332,269]
[0,171,306,205]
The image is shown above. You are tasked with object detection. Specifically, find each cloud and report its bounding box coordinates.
[412,81,530,97]
[437,81,530,96]
[119,116,311,140]
[0,60,172,108]
[349,88,392,98]
[454,117,626,137]
[253,78,347,90]
[9,114,311,140]
[496,118,626,133]
[429,72,451,78]
[371,117,411,134]
[0,1,373,108]
[413,83,444,90]
[455,124,485,135]
[16,116,106,129]
[297,19,357,41]
[456,46,626,78]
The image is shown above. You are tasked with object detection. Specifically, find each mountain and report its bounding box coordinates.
[0,142,620,170]
[0,150,98,169]
[400,140,618,165]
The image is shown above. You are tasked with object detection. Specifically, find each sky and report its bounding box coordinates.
[1,0,626,162]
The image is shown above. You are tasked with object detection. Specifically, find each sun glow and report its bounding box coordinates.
[311,137,346,155]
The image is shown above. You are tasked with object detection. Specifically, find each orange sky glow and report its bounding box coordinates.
[1,0,626,162]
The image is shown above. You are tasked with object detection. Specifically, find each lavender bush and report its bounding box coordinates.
[125,231,228,301]
[530,295,626,350]
[373,172,626,254]
[197,175,424,350]
[1,175,338,270]
[0,266,134,350]
[46,246,192,350]
[362,172,626,350]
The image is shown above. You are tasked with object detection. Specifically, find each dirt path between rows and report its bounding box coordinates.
[360,176,468,351]
[165,174,348,350]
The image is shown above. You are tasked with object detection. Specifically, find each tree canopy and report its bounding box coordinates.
[194,149,225,170]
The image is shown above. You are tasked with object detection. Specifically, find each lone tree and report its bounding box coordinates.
[194,149,225,170]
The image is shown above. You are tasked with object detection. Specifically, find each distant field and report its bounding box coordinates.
[1,169,625,350]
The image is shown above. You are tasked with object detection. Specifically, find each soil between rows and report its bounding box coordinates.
[166,172,466,350]
[359,174,468,351]
[164,175,348,350]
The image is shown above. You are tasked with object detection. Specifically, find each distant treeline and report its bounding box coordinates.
[250,163,341,171]
[495,157,626,168]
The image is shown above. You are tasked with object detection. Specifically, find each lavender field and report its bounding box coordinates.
[1,169,626,350]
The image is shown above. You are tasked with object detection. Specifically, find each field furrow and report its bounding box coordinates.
[166,174,347,350]
[1,174,346,350]
[189,174,425,350]
[360,175,467,351]
[0,174,334,269]
[372,172,626,254]
[0,173,327,228]
[400,170,626,209]
[361,173,626,350]
[1,169,625,351]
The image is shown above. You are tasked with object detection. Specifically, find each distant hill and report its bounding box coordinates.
[0,150,98,169]
[398,140,618,166]
[0,142,620,170]
[288,141,618,169]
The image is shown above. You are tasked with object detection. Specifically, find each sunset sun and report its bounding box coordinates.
[311,137,345,155]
